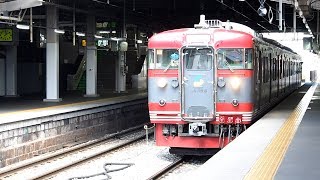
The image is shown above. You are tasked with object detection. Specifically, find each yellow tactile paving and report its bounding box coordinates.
[244,84,317,180]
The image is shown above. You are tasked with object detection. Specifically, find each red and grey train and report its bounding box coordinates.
[147,15,302,154]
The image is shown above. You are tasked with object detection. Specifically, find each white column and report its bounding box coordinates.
[279,0,283,31]
[115,50,126,92]
[317,10,319,44]
[5,46,18,97]
[44,6,61,102]
[84,14,99,97]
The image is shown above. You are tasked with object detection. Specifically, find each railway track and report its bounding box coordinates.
[0,125,153,180]
[146,155,212,180]
[146,157,186,180]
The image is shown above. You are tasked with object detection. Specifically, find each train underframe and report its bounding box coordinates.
[153,116,250,155]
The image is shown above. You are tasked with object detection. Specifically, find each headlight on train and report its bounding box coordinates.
[230,77,241,89]
[157,78,168,88]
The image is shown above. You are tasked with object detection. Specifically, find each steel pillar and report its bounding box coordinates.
[44,6,61,102]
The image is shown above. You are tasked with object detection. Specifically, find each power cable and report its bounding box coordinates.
[214,0,252,21]
[68,162,134,180]
[214,0,272,32]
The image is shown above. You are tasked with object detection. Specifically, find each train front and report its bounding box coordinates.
[147,20,254,154]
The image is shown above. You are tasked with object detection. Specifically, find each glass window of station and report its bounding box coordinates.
[217,48,253,69]
[148,49,179,69]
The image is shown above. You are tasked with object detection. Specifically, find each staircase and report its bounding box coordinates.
[67,53,86,91]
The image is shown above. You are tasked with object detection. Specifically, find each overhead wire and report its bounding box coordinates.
[214,0,252,21]
[214,0,271,32]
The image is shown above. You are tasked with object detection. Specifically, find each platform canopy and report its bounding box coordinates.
[0,0,318,36]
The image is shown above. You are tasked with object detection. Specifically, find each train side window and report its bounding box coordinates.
[245,49,253,69]
[217,48,244,69]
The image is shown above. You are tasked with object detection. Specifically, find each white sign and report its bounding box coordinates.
[186,34,210,44]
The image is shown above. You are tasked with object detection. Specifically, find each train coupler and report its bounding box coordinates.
[188,122,207,136]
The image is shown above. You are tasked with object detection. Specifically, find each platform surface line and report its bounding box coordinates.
[244,84,317,180]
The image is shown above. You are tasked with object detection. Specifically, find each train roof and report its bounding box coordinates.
[148,27,254,49]
[259,37,297,54]
[149,16,298,56]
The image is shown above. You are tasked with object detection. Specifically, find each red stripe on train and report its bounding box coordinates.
[148,102,180,111]
[216,103,253,112]
[217,69,253,78]
[148,69,178,77]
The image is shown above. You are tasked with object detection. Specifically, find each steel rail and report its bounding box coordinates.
[146,157,185,180]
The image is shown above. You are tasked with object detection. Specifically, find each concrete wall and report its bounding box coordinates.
[0,99,149,168]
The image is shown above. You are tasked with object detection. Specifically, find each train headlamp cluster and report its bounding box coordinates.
[230,77,241,89]
[157,78,168,88]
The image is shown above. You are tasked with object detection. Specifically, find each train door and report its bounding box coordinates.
[277,55,280,97]
[181,47,215,120]
[254,48,262,110]
[269,53,272,102]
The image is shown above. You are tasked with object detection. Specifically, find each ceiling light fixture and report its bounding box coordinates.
[99,31,110,34]
[16,24,30,30]
[76,32,85,36]
[94,35,103,38]
[54,29,65,34]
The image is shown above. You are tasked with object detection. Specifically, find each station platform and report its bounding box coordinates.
[0,89,149,168]
[0,89,146,115]
[189,83,319,179]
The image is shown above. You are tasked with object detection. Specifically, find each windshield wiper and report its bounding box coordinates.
[224,59,234,72]
[164,60,178,72]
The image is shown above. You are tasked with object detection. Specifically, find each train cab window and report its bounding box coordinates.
[184,48,213,70]
[217,49,244,69]
[147,49,155,69]
[149,49,179,69]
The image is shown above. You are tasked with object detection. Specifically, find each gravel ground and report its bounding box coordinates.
[51,139,181,180]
